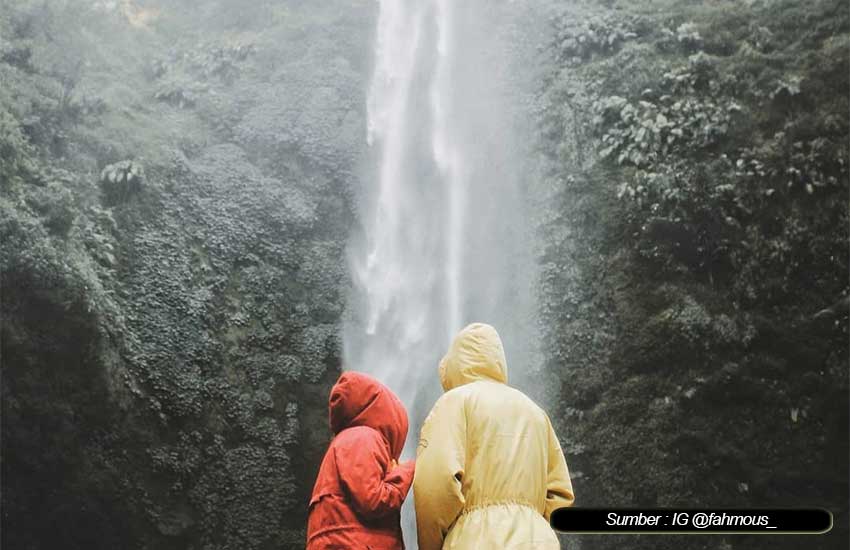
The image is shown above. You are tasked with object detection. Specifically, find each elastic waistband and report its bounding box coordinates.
[461,499,539,516]
[307,524,400,543]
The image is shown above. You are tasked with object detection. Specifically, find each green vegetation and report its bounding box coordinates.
[1,1,372,548]
[539,1,848,548]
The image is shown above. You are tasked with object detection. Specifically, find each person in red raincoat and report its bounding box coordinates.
[307,371,415,550]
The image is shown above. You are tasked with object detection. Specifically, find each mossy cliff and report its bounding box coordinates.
[537,1,848,549]
[1,1,374,548]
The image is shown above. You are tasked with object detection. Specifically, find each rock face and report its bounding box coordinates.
[1,1,374,548]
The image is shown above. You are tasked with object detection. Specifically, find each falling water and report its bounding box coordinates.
[345,1,546,546]
[431,0,464,339]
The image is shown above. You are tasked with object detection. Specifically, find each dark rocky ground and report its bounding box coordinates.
[1,1,847,550]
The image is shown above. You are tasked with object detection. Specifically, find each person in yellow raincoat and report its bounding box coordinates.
[413,322,575,550]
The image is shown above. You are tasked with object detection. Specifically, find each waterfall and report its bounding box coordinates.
[431,0,464,339]
[345,1,545,547]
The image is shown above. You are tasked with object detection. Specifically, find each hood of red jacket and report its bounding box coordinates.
[328,371,408,460]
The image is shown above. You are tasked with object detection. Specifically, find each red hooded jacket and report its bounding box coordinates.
[307,372,415,550]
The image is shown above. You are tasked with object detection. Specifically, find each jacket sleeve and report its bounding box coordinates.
[544,416,575,520]
[414,392,466,550]
[335,428,415,520]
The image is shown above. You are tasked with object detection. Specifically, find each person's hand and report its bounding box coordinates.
[385,459,415,485]
[388,459,413,472]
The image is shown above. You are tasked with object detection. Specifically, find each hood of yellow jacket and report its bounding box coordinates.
[439,322,508,392]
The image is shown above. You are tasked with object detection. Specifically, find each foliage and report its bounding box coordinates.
[150,41,255,110]
[150,42,256,84]
[551,13,641,64]
[100,159,145,198]
[594,52,739,168]
[1,1,368,549]
[0,105,35,185]
[0,0,97,156]
[547,0,848,304]
[539,1,849,548]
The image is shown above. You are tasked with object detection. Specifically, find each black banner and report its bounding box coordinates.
[550,508,833,534]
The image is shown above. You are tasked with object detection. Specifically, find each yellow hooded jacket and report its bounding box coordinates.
[413,323,575,550]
